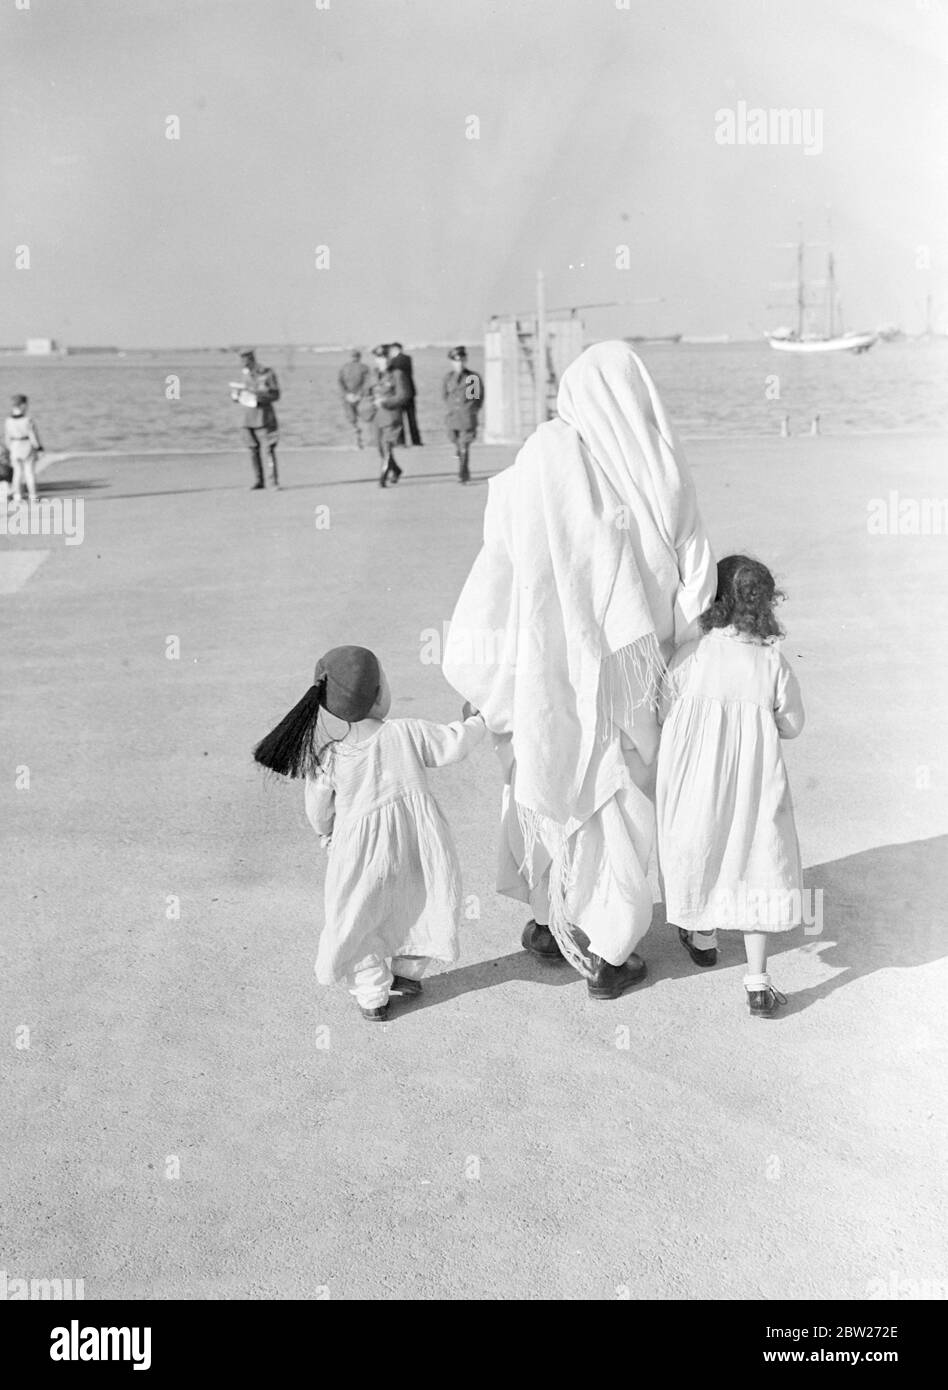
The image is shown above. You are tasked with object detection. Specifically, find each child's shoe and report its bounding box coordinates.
[359,1003,389,1023]
[389,975,422,997]
[677,927,717,968]
[745,984,787,1017]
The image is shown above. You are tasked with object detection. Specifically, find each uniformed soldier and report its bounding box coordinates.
[232,348,280,489]
[442,346,483,484]
[338,349,371,449]
[371,344,411,488]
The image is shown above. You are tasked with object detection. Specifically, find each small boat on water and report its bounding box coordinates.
[768,330,878,355]
[766,223,878,355]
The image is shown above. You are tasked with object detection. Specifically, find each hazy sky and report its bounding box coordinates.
[1,0,945,347]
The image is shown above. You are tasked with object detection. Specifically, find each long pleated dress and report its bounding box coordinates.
[305,715,486,984]
[656,628,805,933]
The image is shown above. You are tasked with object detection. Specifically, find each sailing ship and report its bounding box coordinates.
[766,223,878,354]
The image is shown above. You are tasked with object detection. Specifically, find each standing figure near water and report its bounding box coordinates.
[657,555,805,1016]
[4,395,44,506]
[443,341,715,999]
[253,645,486,1022]
[231,347,280,490]
[371,344,410,488]
[338,349,370,449]
[388,342,422,446]
[442,346,483,484]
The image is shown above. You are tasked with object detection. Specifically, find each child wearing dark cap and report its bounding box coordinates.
[254,646,486,1021]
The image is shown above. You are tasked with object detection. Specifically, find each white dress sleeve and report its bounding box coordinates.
[304,769,335,835]
[774,655,805,739]
[673,519,717,647]
[410,714,487,768]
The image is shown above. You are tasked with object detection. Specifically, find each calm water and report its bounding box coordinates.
[0,340,945,455]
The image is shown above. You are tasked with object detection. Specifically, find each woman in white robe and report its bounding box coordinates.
[442,341,716,998]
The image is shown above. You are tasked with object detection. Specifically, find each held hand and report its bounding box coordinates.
[319,834,333,850]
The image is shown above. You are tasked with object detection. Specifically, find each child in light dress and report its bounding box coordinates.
[253,644,485,1022]
[4,394,44,506]
[656,556,805,1016]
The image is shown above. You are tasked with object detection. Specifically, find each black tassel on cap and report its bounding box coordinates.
[253,677,327,778]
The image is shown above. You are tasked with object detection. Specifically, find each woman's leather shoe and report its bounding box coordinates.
[586,953,648,1000]
[521,919,564,961]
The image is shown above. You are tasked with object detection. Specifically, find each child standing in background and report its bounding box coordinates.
[253,645,486,1022]
[4,395,43,506]
[657,556,806,1017]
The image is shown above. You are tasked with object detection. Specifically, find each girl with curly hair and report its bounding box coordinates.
[656,556,806,1016]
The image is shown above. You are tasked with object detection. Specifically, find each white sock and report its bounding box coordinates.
[743,972,771,992]
[691,929,718,950]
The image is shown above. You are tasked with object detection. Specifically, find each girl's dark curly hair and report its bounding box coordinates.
[699,554,786,641]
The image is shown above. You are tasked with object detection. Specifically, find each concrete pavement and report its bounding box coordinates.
[1,435,946,1299]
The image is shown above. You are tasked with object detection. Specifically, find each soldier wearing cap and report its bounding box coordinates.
[442,346,483,484]
[232,348,281,489]
[370,344,411,488]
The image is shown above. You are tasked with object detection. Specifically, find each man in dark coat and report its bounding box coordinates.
[232,348,280,489]
[442,345,483,484]
[371,345,411,488]
[387,341,422,446]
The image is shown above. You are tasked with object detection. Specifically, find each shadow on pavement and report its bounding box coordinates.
[405,836,947,1015]
[644,834,948,1015]
[38,478,110,494]
[776,835,948,1014]
[400,949,577,1013]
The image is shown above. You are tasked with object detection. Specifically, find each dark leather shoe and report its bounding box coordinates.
[521,919,565,962]
[390,975,422,997]
[678,927,717,968]
[747,986,787,1017]
[360,1003,389,1023]
[586,952,648,1000]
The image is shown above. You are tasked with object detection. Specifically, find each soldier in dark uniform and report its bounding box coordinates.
[232,348,281,489]
[388,341,422,446]
[442,346,483,484]
[371,345,411,488]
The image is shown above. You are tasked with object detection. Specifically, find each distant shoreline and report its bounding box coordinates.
[4,337,943,358]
